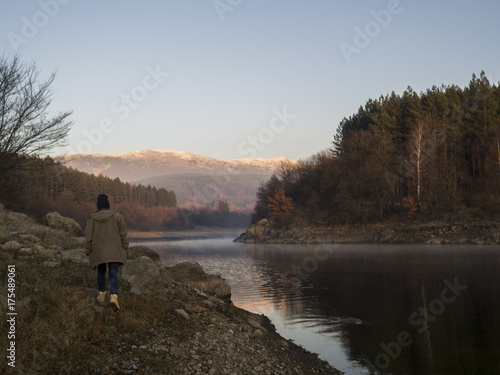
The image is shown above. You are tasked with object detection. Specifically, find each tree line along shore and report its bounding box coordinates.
[252,73,500,233]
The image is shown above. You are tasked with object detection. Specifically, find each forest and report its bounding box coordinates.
[254,72,500,226]
[1,155,249,231]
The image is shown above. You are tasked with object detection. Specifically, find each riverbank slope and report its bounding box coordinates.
[0,205,341,374]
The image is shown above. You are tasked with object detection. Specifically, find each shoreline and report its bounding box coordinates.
[236,218,500,245]
[0,207,341,374]
[128,228,245,242]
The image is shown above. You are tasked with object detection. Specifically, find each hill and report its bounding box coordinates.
[58,150,296,210]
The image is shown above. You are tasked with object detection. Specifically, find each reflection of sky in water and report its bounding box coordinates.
[135,238,370,374]
[134,237,500,375]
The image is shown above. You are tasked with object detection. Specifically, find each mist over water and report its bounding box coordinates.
[133,237,500,375]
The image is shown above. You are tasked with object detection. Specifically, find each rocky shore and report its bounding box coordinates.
[0,205,341,375]
[236,218,500,245]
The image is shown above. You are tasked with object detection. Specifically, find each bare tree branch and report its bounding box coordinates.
[0,54,73,173]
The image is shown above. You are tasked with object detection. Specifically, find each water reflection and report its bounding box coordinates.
[135,238,500,375]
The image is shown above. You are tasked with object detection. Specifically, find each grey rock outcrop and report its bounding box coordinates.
[162,261,231,299]
[245,219,270,242]
[42,212,84,236]
[119,256,165,294]
[127,245,161,265]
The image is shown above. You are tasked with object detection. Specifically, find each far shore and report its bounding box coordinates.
[128,227,245,242]
[237,219,500,245]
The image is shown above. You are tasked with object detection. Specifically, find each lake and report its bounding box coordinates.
[133,236,500,375]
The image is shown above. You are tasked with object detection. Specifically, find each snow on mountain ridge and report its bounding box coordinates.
[62,150,294,170]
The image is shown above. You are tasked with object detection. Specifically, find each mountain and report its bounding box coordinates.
[57,150,296,210]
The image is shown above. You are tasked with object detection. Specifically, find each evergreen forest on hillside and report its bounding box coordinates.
[254,73,500,225]
[1,155,249,230]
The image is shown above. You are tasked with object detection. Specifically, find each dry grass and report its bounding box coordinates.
[0,249,195,374]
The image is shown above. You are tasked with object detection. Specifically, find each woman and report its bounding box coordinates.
[85,194,128,310]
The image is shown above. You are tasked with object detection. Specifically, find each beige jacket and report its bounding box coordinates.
[85,209,129,269]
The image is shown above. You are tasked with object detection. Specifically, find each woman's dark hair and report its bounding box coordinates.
[97,194,110,210]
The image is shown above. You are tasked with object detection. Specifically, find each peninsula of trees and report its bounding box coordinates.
[254,73,500,226]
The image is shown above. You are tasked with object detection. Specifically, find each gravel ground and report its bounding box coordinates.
[105,281,343,375]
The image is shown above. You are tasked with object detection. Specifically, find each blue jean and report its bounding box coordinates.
[97,262,119,295]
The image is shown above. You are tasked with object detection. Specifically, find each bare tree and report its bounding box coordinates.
[0,55,73,173]
[408,119,431,209]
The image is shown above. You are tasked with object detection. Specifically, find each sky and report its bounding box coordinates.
[1,0,499,161]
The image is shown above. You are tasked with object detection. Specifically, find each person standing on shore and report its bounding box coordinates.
[85,194,128,311]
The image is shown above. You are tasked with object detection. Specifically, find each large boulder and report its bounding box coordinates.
[42,212,84,236]
[162,262,231,299]
[119,256,164,294]
[245,219,271,242]
[127,246,161,265]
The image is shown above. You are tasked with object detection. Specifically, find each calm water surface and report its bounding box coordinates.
[133,236,500,375]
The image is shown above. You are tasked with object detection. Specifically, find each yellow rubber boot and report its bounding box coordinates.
[110,294,120,311]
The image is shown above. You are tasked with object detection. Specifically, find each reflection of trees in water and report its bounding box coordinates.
[245,245,500,374]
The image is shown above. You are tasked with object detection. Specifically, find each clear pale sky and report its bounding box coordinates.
[1,0,499,161]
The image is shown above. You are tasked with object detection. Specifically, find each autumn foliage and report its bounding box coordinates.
[267,188,294,220]
[254,73,500,225]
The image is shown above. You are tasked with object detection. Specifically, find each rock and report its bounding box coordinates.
[0,203,3,211]
[20,234,41,243]
[18,247,34,255]
[60,249,89,264]
[254,364,264,372]
[426,238,442,245]
[4,240,21,250]
[378,228,396,242]
[41,261,61,268]
[127,246,161,264]
[253,329,264,337]
[162,262,231,299]
[201,300,214,308]
[248,318,265,331]
[8,212,29,222]
[244,219,271,242]
[69,236,86,246]
[35,246,57,259]
[119,256,164,294]
[233,232,246,243]
[174,309,190,320]
[42,212,84,236]
[484,236,496,245]
[207,296,226,307]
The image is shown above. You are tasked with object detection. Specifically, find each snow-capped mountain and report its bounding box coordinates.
[57,150,294,182]
[56,150,297,209]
